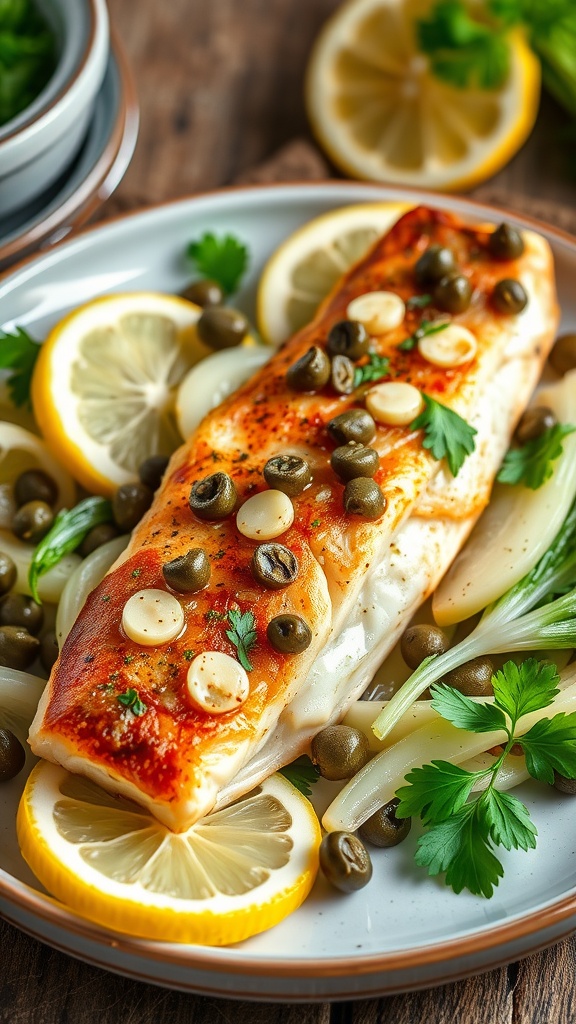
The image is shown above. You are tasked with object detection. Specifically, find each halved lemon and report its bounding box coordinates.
[257,201,410,346]
[31,293,209,495]
[17,763,321,946]
[306,0,540,191]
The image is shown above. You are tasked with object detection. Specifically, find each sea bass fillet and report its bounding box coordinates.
[30,207,559,830]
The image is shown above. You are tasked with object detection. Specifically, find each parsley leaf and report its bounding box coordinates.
[415,802,504,899]
[0,326,41,408]
[398,318,449,352]
[117,688,147,716]
[226,608,257,672]
[497,423,576,490]
[430,682,507,734]
[410,393,477,476]
[354,351,390,387]
[480,788,537,852]
[491,658,559,728]
[279,755,320,797]
[187,232,249,295]
[518,712,576,784]
[395,760,477,824]
[417,0,510,90]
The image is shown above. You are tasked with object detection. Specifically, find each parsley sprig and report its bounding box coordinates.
[279,755,320,797]
[226,608,257,672]
[398,318,449,352]
[497,423,576,490]
[354,351,390,387]
[410,393,477,477]
[117,688,147,716]
[417,0,510,90]
[0,326,41,408]
[187,232,249,295]
[395,659,576,897]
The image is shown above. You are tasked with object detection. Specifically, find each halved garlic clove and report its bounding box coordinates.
[122,588,184,645]
[365,381,424,426]
[236,489,294,541]
[418,324,477,368]
[346,291,405,335]
[187,650,250,713]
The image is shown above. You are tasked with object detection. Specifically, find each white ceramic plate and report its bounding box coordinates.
[1,183,576,1002]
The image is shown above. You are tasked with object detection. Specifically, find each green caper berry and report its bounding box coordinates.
[492,278,528,315]
[266,614,312,654]
[162,548,211,593]
[400,624,450,670]
[553,772,576,795]
[433,273,472,314]
[331,443,379,483]
[14,468,57,508]
[286,346,331,392]
[327,320,370,360]
[343,478,386,519]
[40,629,59,673]
[415,245,457,286]
[319,831,373,893]
[0,552,16,596]
[138,454,170,491]
[79,523,120,558]
[251,543,299,589]
[358,798,411,848]
[327,409,376,446]
[180,278,225,308]
[12,500,54,544]
[197,306,249,350]
[444,656,494,697]
[112,483,153,532]
[310,725,370,781]
[0,593,44,635]
[331,354,356,395]
[488,223,525,261]
[515,406,556,446]
[549,334,576,377]
[0,727,26,782]
[189,472,237,521]
[263,455,311,497]
[0,626,39,670]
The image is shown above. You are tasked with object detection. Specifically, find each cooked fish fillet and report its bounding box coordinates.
[29,207,559,831]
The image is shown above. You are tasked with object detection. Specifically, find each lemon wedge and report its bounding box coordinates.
[305,0,540,191]
[257,201,410,346]
[17,763,321,946]
[31,293,209,495]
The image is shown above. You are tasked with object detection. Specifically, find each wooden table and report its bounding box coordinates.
[2,1,576,1020]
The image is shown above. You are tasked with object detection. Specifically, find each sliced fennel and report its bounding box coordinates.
[56,534,129,646]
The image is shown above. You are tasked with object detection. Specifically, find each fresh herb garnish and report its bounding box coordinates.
[410,393,477,477]
[117,688,147,716]
[395,659,576,897]
[353,351,390,387]
[497,423,576,490]
[187,232,249,295]
[399,318,449,352]
[311,519,321,528]
[279,755,320,797]
[28,496,113,603]
[183,649,195,661]
[406,294,433,311]
[0,0,56,126]
[0,326,41,408]
[205,609,226,623]
[417,0,510,90]
[226,608,257,672]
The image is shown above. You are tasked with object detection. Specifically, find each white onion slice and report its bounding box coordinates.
[176,346,272,439]
[0,528,81,603]
[56,535,129,646]
[0,423,76,513]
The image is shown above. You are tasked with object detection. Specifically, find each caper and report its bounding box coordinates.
[162,548,211,593]
[40,629,59,673]
[331,354,355,395]
[433,273,472,314]
[189,472,237,521]
[267,614,312,654]
[549,334,576,377]
[263,455,311,497]
[112,483,153,531]
[0,626,39,670]
[0,728,25,782]
[197,306,249,350]
[0,593,43,635]
[415,245,457,286]
[311,725,370,781]
[358,798,412,848]
[0,552,16,596]
[331,443,379,483]
[180,278,225,308]
[400,623,450,670]
[488,223,525,261]
[286,346,331,392]
[138,454,170,491]
[78,523,120,558]
[443,656,494,697]
[14,468,57,508]
[515,405,556,446]
[327,320,370,360]
[251,543,299,589]
[319,831,373,893]
[492,278,528,315]
[327,409,376,446]
[553,771,576,795]
[343,478,386,519]
[12,500,54,544]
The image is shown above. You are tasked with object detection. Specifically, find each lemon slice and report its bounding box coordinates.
[31,293,209,495]
[305,0,540,191]
[17,763,321,946]
[257,201,410,346]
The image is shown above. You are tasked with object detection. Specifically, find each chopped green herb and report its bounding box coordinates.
[399,318,449,352]
[406,294,433,311]
[353,351,391,387]
[0,326,41,408]
[226,608,257,672]
[124,655,134,665]
[101,595,111,603]
[187,232,249,295]
[28,496,113,603]
[410,393,477,476]
[311,519,321,528]
[0,0,56,127]
[497,423,576,490]
[279,755,320,797]
[131,568,142,578]
[417,0,510,90]
[117,688,147,716]
[183,649,195,661]
[205,609,226,622]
